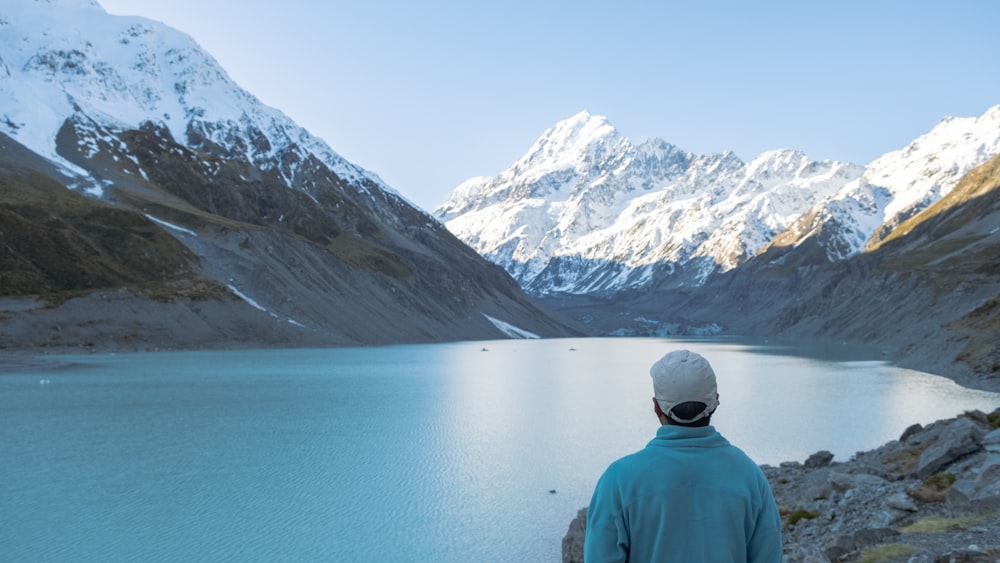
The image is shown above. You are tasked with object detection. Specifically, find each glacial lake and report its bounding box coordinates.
[2,337,998,562]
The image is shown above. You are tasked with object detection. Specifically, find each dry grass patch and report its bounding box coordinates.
[784,509,820,527]
[859,543,918,563]
[907,473,955,503]
[881,446,925,475]
[898,514,991,534]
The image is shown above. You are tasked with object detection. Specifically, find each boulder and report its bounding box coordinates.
[805,450,834,468]
[829,472,888,493]
[915,417,986,479]
[885,492,917,512]
[823,527,900,561]
[907,421,945,448]
[962,409,990,425]
[801,468,834,502]
[933,548,1000,562]
[562,508,586,563]
[947,454,1000,511]
[899,423,923,443]
[983,428,1000,454]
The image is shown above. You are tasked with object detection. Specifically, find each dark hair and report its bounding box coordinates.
[668,401,712,427]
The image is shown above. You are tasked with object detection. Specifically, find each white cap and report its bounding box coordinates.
[650,350,719,423]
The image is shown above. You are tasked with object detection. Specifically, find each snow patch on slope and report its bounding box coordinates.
[482,314,540,339]
[144,214,197,236]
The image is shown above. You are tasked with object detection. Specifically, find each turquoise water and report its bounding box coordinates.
[2,338,998,562]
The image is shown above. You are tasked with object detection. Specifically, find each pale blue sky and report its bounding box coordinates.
[98,0,1000,211]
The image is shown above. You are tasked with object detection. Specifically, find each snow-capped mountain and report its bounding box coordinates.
[433,107,1000,381]
[0,0,573,348]
[765,105,1000,261]
[438,106,1000,296]
[1,0,384,200]
[437,111,865,294]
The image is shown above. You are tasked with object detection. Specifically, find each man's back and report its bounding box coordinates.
[584,425,782,562]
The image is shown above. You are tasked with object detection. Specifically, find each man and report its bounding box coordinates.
[584,349,783,562]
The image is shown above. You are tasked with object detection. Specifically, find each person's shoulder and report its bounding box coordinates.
[715,437,766,470]
[599,447,651,478]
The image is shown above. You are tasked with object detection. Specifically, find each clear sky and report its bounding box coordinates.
[97,0,1000,211]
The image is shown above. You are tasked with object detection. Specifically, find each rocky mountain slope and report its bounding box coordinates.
[0,0,574,351]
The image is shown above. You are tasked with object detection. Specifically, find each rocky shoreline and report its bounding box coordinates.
[563,408,1000,563]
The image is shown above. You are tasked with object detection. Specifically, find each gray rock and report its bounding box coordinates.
[933,548,997,562]
[983,428,1000,454]
[915,418,986,479]
[824,527,900,561]
[908,421,945,448]
[805,450,835,468]
[801,467,834,501]
[829,472,853,493]
[962,409,990,425]
[900,422,924,442]
[829,472,888,493]
[885,492,918,512]
[786,547,832,563]
[562,508,586,563]
[947,478,981,510]
[947,454,1000,511]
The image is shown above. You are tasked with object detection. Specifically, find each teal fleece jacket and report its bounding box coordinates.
[584,425,782,562]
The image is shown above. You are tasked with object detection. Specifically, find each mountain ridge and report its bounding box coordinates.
[438,111,870,293]
[439,106,1000,297]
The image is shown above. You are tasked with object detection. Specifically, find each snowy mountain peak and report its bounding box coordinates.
[0,0,393,200]
[510,111,626,177]
[748,148,808,169]
[437,111,867,295]
[440,102,1000,296]
[535,110,617,149]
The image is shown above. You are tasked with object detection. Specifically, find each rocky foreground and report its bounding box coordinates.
[562,408,1000,563]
